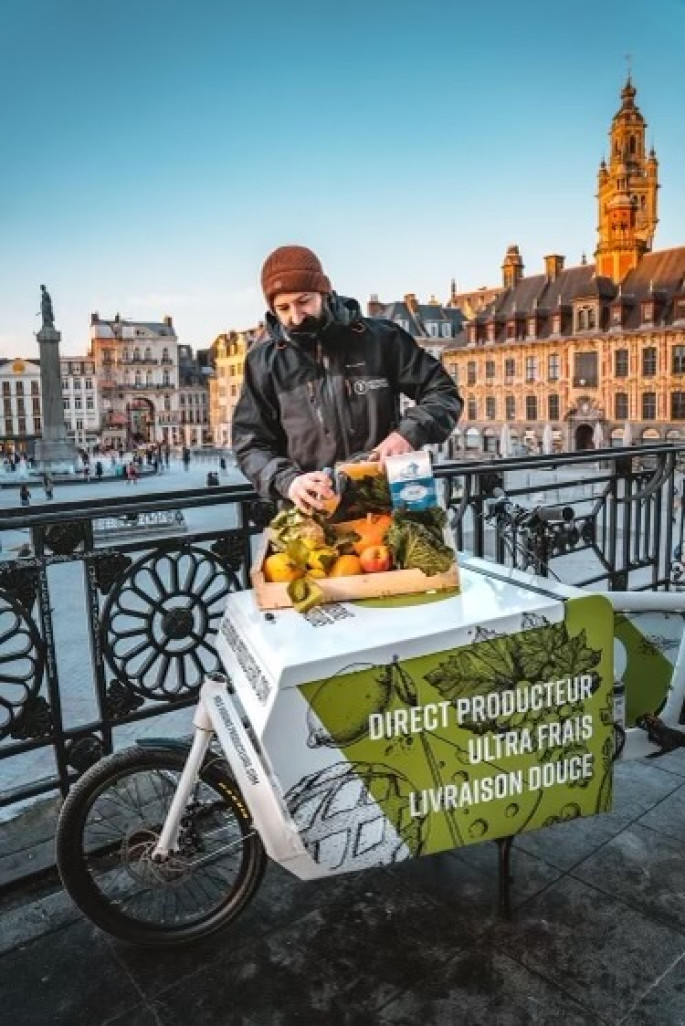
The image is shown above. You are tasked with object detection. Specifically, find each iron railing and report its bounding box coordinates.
[1,443,684,814]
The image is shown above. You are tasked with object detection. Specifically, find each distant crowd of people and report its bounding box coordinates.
[6,441,235,506]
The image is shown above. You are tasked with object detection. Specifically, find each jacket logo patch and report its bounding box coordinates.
[353,377,389,395]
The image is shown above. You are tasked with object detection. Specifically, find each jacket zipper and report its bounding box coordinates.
[318,343,352,459]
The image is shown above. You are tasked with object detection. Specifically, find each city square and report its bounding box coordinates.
[1,1,685,1025]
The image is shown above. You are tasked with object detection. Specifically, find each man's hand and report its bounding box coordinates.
[369,431,413,463]
[287,471,334,515]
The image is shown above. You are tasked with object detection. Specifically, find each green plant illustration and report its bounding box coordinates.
[297,595,614,861]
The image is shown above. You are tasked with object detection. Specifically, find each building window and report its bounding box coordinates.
[63,399,69,411]
[673,347,685,375]
[163,372,170,386]
[642,348,657,376]
[441,323,451,338]
[525,395,538,420]
[485,360,495,380]
[548,394,560,420]
[16,398,25,415]
[467,361,476,386]
[74,397,82,410]
[574,352,598,387]
[15,382,23,396]
[18,418,26,434]
[615,349,629,377]
[548,354,560,381]
[505,395,516,420]
[3,399,11,416]
[448,362,458,382]
[467,398,477,420]
[32,398,40,415]
[86,397,94,410]
[485,397,496,420]
[527,317,536,338]
[672,393,685,420]
[1,382,9,397]
[641,302,654,324]
[506,322,515,339]
[85,378,93,390]
[525,356,537,382]
[4,419,12,435]
[576,305,596,331]
[34,417,41,431]
[504,358,515,380]
[615,393,629,419]
[164,395,171,411]
[642,392,657,419]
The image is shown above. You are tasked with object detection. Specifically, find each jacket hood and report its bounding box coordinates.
[264,293,363,344]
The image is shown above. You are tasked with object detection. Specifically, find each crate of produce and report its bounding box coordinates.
[250,509,460,611]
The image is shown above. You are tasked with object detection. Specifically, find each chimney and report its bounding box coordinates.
[163,315,173,327]
[501,245,524,289]
[404,293,419,314]
[367,294,383,317]
[544,254,565,281]
[90,312,99,325]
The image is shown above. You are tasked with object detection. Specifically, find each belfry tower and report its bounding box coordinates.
[595,77,659,281]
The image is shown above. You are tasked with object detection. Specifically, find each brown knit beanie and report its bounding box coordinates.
[261,245,332,308]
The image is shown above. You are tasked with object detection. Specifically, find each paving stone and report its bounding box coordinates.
[514,758,683,871]
[622,952,685,1026]
[571,821,685,931]
[637,779,685,842]
[376,944,604,1025]
[0,919,142,1026]
[490,874,685,1022]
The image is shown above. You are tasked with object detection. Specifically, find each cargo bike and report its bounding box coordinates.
[55,506,685,948]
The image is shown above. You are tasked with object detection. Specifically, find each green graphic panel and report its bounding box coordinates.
[299,594,614,858]
[613,613,672,725]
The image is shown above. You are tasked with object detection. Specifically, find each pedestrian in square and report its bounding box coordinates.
[20,484,31,507]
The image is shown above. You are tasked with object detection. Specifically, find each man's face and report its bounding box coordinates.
[272,292,324,330]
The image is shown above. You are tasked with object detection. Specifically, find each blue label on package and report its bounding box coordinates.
[390,478,438,510]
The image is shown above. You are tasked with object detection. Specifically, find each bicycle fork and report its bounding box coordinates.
[151,704,214,860]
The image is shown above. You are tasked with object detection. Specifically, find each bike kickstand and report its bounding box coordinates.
[496,835,515,919]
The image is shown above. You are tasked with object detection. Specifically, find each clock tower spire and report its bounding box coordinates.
[594,76,659,281]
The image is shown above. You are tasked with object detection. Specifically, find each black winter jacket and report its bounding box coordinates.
[232,295,463,501]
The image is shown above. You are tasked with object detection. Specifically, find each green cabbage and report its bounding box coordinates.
[386,508,454,575]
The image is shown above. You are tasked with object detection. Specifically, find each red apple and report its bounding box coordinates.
[359,545,393,573]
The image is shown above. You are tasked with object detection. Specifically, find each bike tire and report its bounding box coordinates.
[56,746,266,947]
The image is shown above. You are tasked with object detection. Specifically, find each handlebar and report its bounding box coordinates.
[486,490,575,529]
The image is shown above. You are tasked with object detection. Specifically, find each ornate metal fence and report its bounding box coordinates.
[1,443,684,813]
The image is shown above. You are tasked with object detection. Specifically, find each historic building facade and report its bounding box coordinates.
[441,78,685,455]
[208,326,267,447]
[0,355,101,456]
[89,313,182,449]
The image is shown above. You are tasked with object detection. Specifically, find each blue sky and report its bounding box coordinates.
[1,0,684,357]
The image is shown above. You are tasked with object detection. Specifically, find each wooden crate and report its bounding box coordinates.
[250,529,460,610]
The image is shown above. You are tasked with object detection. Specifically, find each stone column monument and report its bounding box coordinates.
[33,285,77,471]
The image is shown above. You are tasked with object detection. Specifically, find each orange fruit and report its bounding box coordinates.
[328,554,364,577]
[264,553,305,583]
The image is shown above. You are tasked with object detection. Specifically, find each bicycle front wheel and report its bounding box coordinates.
[56,746,266,946]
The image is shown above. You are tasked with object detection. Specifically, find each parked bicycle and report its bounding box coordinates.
[55,494,685,948]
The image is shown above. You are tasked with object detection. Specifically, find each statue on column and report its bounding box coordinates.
[40,285,55,329]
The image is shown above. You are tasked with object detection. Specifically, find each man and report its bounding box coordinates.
[232,245,462,514]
